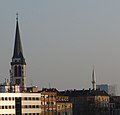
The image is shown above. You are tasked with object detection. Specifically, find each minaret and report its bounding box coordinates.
[10,14,26,92]
[92,66,96,90]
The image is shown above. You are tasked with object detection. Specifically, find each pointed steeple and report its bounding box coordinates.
[92,66,96,90]
[12,13,24,59]
[10,14,26,92]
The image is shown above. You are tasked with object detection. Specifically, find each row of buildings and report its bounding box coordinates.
[0,84,118,115]
[0,87,72,115]
[0,15,120,115]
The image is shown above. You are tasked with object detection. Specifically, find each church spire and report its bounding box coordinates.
[12,13,24,59]
[10,14,26,92]
[92,66,96,90]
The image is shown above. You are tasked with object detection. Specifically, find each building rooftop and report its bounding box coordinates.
[60,88,109,97]
[39,88,58,92]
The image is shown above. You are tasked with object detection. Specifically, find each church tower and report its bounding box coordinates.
[10,14,26,92]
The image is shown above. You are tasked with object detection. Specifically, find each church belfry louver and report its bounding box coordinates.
[10,14,26,92]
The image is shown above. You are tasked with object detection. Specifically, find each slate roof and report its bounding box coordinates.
[60,89,109,97]
[12,19,24,59]
[39,88,58,92]
[89,90,109,96]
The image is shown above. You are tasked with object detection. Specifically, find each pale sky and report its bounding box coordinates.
[0,0,120,94]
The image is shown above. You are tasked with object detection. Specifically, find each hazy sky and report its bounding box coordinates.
[1,0,120,94]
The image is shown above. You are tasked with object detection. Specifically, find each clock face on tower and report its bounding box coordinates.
[16,79,21,85]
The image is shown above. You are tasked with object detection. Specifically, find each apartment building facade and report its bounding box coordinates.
[40,88,57,115]
[0,93,41,115]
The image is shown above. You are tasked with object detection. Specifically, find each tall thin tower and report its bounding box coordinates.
[92,66,96,90]
[10,14,26,92]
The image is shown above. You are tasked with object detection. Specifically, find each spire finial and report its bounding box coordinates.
[16,12,19,21]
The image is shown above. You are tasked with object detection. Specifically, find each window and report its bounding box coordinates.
[62,105,64,108]
[36,105,39,108]
[41,95,44,98]
[65,112,67,115]
[16,79,21,85]
[24,97,27,100]
[2,97,4,100]
[51,102,54,105]
[14,66,17,76]
[32,97,35,100]
[36,97,39,100]
[50,95,53,98]
[5,106,7,109]
[18,66,21,76]
[58,105,60,109]
[9,106,11,109]
[12,106,14,109]
[33,105,35,108]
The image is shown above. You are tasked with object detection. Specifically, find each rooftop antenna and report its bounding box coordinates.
[5,78,7,84]
[31,80,33,87]
[49,82,51,88]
